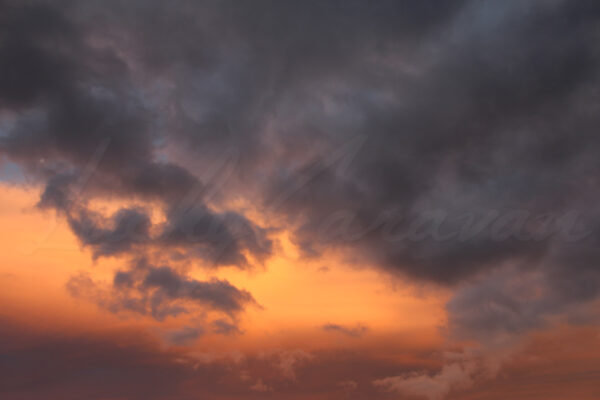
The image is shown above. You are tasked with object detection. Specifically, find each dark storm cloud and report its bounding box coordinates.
[0,0,272,272]
[78,0,470,173]
[123,162,200,203]
[262,0,600,285]
[0,1,76,108]
[0,18,152,172]
[4,0,586,283]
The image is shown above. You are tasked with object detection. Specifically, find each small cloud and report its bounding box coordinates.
[260,349,313,381]
[322,323,368,338]
[211,318,243,336]
[374,362,475,400]
[317,265,330,273]
[338,380,358,391]
[163,325,204,346]
[239,370,251,382]
[250,379,272,392]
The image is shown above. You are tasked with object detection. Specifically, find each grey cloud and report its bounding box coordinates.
[211,318,243,336]
[63,201,273,267]
[67,207,152,259]
[142,266,256,315]
[322,323,368,338]
[8,0,599,287]
[261,0,600,285]
[163,325,204,346]
[159,205,273,267]
[0,1,77,108]
[68,260,257,320]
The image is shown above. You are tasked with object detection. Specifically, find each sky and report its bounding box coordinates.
[0,1,600,399]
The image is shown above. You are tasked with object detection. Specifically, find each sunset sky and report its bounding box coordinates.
[1,1,600,399]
